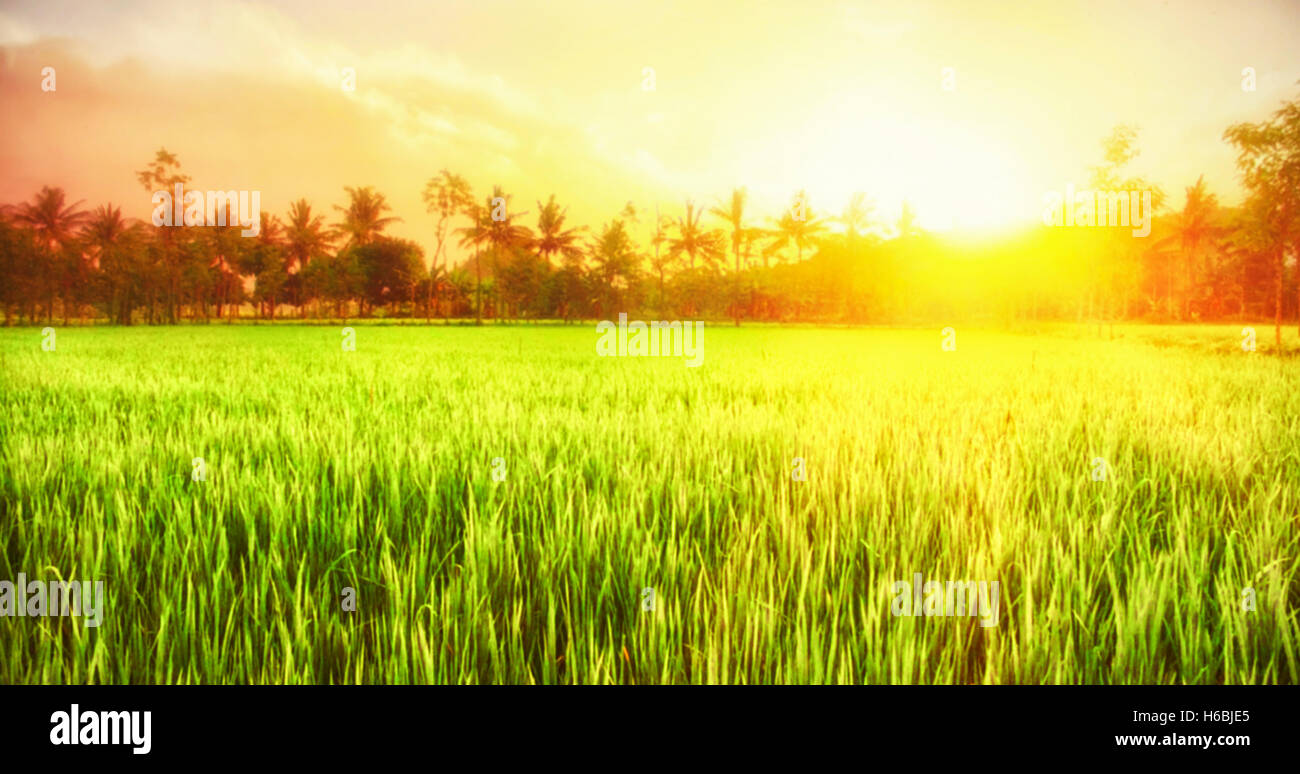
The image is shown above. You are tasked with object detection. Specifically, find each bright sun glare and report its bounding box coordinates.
[740,107,1032,234]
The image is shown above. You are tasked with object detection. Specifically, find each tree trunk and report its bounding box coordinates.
[1275,244,1284,351]
[734,243,741,326]
[474,250,483,326]
[429,239,443,324]
[657,268,665,318]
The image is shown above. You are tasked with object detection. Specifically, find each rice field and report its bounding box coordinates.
[1,322,1297,684]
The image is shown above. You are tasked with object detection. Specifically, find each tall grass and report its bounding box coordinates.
[1,323,1297,683]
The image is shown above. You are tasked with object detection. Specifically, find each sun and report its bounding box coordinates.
[740,102,1033,233]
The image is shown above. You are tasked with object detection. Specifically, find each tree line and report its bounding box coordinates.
[1,91,1297,345]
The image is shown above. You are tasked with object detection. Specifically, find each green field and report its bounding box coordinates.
[1,323,1297,684]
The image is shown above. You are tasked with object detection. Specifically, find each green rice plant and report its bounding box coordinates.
[0,323,1296,684]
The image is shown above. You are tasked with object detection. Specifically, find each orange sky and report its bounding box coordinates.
[2,0,1298,268]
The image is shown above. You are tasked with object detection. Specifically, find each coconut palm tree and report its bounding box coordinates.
[588,219,639,315]
[1170,175,1223,320]
[839,192,875,253]
[334,186,399,248]
[81,205,136,324]
[457,186,535,324]
[285,200,333,271]
[648,209,676,315]
[895,199,922,241]
[710,187,751,325]
[82,204,130,262]
[765,191,826,264]
[242,214,287,319]
[534,194,585,266]
[11,186,89,321]
[456,203,490,324]
[284,199,335,316]
[12,186,88,249]
[667,200,724,271]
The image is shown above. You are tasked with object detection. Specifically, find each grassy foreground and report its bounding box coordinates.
[1,323,1297,684]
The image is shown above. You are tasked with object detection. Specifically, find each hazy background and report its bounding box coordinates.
[3,0,1299,266]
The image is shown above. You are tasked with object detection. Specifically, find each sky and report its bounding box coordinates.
[1,0,1298,267]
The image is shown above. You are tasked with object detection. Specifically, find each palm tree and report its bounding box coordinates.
[285,200,332,271]
[422,171,473,321]
[710,187,750,325]
[1170,176,1222,320]
[456,203,490,324]
[588,219,639,315]
[534,194,585,266]
[895,199,922,241]
[765,191,826,264]
[12,186,89,250]
[284,199,335,316]
[82,205,135,324]
[648,209,676,315]
[12,186,89,322]
[738,225,768,318]
[457,186,535,324]
[202,213,247,323]
[334,186,399,248]
[838,192,875,253]
[82,205,130,260]
[667,200,724,271]
[245,214,286,319]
